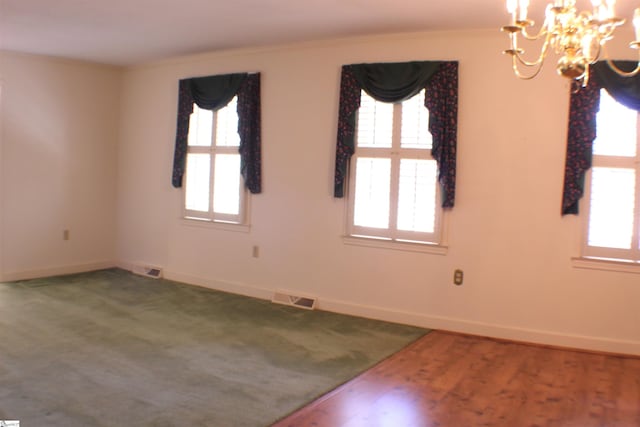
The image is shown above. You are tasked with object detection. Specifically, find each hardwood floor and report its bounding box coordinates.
[272,331,640,427]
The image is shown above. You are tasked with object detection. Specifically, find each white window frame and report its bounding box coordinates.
[345,90,444,247]
[581,90,640,263]
[183,99,248,226]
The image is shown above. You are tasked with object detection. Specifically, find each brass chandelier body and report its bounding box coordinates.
[502,0,640,85]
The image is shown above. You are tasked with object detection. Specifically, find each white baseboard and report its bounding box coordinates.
[115,260,138,274]
[0,260,116,282]
[162,270,274,301]
[128,266,640,356]
[318,298,640,356]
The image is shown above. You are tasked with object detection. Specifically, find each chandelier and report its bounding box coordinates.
[501,0,640,86]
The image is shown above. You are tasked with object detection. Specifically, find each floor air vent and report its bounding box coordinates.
[131,265,163,279]
[272,290,317,310]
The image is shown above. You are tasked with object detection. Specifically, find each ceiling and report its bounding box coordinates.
[0,0,506,65]
[1,0,637,66]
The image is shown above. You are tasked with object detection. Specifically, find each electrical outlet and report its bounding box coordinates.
[63,229,70,241]
[453,269,464,285]
[252,245,259,258]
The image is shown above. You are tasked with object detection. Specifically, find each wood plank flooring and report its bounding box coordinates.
[272,331,640,427]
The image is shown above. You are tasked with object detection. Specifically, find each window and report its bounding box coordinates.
[583,89,640,262]
[347,90,442,244]
[184,97,247,224]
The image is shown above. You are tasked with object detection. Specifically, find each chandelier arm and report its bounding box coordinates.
[600,44,640,77]
[513,52,544,68]
[512,35,551,68]
[604,59,640,77]
[511,55,545,80]
[520,18,553,41]
[520,26,549,40]
[587,42,602,65]
[598,27,619,43]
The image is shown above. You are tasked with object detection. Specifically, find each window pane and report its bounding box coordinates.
[188,106,213,147]
[213,154,241,215]
[593,90,637,157]
[588,167,636,249]
[216,97,240,147]
[397,159,438,233]
[357,92,393,148]
[353,158,391,228]
[401,90,432,150]
[185,153,210,211]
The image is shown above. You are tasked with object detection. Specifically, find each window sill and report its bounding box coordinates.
[181,217,250,233]
[343,235,447,255]
[572,257,640,274]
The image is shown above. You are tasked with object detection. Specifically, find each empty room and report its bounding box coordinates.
[1,0,639,426]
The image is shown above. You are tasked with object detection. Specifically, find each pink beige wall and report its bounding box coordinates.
[1,29,638,355]
[116,30,640,354]
[0,52,120,278]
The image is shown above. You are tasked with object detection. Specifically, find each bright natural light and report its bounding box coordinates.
[588,167,636,249]
[213,154,241,215]
[593,91,637,157]
[215,97,240,147]
[357,92,393,148]
[351,89,439,243]
[184,99,243,222]
[397,159,437,233]
[185,153,210,212]
[353,157,391,228]
[586,89,639,256]
[188,106,213,147]
[401,92,432,149]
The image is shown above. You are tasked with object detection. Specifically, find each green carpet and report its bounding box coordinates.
[0,269,427,426]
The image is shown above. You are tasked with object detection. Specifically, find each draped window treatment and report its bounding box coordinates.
[172,72,261,194]
[562,61,640,215]
[333,61,459,208]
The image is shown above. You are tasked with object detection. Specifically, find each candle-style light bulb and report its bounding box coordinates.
[590,0,604,20]
[582,33,593,60]
[519,0,529,21]
[507,0,518,24]
[545,4,559,32]
[605,0,616,18]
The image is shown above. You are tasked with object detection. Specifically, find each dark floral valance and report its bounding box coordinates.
[333,60,459,209]
[189,73,246,111]
[350,61,441,102]
[562,61,640,215]
[172,72,261,194]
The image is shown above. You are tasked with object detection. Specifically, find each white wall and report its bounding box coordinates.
[116,30,640,355]
[0,52,121,279]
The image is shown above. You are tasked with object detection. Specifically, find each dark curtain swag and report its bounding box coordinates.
[172,73,261,194]
[333,61,459,209]
[351,61,441,102]
[562,61,640,215]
